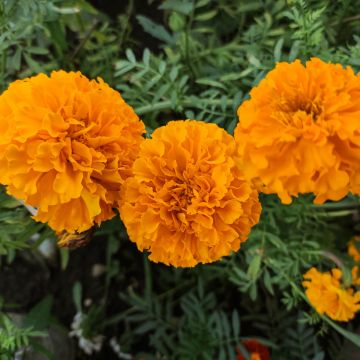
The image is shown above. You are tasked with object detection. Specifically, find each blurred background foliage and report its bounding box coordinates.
[0,0,360,359]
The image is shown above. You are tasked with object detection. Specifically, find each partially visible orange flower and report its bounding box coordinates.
[0,71,145,234]
[303,267,360,321]
[352,266,360,286]
[119,120,261,267]
[348,236,360,262]
[237,339,270,360]
[234,58,360,204]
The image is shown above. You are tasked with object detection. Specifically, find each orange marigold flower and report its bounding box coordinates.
[348,236,360,262]
[352,266,360,286]
[303,267,360,321]
[0,71,145,234]
[237,339,270,360]
[119,120,261,267]
[234,57,360,204]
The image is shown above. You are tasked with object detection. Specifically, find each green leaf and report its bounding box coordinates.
[11,48,22,71]
[158,61,167,74]
[24,296,53,331]
[169,66,178,81]
[143,48,151,66]
[73,282,82,312]
[322,316,360,349]
[263,268,274,295]
[30,340,55,360]
[232,310,240,339]
[134,320,157,334]
[274,38,284,62]
[126,48,136,63]
[196,78,226,89]
[195,10,217,21]
[46,21,67,57]
[137,15,175,44]
[26,47,49,55]
[59,247,69,270]
[247,254,262,280]
[159,0,194,15]
[169,12,186,31]
[23,53,43,73]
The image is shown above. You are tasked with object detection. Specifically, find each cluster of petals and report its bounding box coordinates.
[0,71,145,234]
[348,236,360,285]
[235,57,360,204]
[236,339,270,360]
[348,235,360,262]
[302,267,360,321]
[119,120,261,267]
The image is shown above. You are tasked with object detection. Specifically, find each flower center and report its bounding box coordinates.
[168,180,195,211]
[276,96,323,128]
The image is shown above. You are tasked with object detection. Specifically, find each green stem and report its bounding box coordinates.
[316,210,357,217]
[144,253,152,301]
[68,20,98,64]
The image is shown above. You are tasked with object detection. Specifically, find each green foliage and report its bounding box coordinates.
[0,0,360,359]
[114,279,246,359]
[0,313,43,359]
[0,187,47,262]
[0,297,47,360]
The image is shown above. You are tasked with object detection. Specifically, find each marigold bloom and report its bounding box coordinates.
[348,236,360,262]
[237,340,270,360]
[303,267,360,321]
[0,71,145,234]
[234,58,360,204]
[352,266,360,286]
[119,120,261,267]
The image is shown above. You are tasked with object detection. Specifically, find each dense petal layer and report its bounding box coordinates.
[235,58,360,203]
[303,267,360,321]
[119,120,261,267]
[0,71,145,234]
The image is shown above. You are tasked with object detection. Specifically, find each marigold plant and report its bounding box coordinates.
[352,266,360,286]
[348,236,360,286]
[348,235,360,262]
[303,267,360,322]
[234,58,360,204]
[119,120,261,267]
[0,71,145,234]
